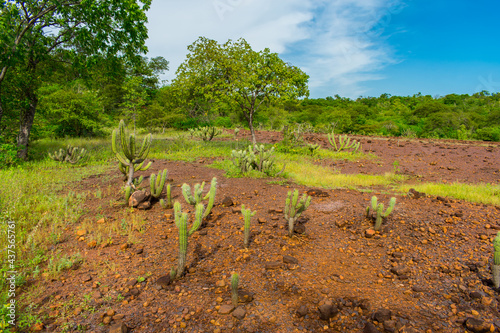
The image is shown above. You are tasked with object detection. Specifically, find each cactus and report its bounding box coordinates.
[124,185,133,204]
[231,147,255,173]
[232,145,282,175]
[234,128,240,137]
[112,119,152,187]
[327,132,361,153]
[173,201,204,278]
[366,196,396,231]
[284,189,312,237]
[231,273,239,307]
[493,232,500,288]
[48,145,87,164]
[132,175,144,188]
[181,177,217,218]
[150,169,168,199]
[241,204,256,248]
[307,143,320,156]
[254,144,276,173]
[160,184,173,209]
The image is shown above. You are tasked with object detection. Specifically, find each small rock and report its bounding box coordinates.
[109,322,128,333]
[97,218,106,224]
[136,200,151,210]
[365,229,376,238]
[335,220,347,228]
[296,305,308,317]
[103,316,112,324]
[222,196,234,207]
[232,307,246,320]
[218,304,234,314]
[120,243,129,251]
[293,224,306,234]
[464,317,490,333]
[257,218,266,224]
[107,309,115,317]
[283,255,299,265]
[373,309,392,323]
[363,322,380,333]
[82,274,92,282]
[318,301,338,321]
[128,190,150,207]
[215,280,226,287]
[135,247,143,254]
[238,290,254,303]
[93,291,102,299]
[383,320,396,333]
[76,229,86,236]
[412,286,425,292]
[470,291,483,299]
[87,240,97,248]
[156,275,171,289]
[125,278,137,287]
[31,323,44,331]
[231,207,241,214]
[390,265,410,277]
[74,307,82,315]
[264,262,283,270]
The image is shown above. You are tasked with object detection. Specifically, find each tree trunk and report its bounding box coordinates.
[247,111,256,146]
[16,91,37,160]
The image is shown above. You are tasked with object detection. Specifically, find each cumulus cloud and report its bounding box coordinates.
[145,0,406,98]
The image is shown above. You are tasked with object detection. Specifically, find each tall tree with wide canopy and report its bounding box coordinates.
[173,37,309,144]
[0,0,151,159]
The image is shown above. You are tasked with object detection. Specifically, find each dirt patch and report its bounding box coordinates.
[21,135,500,333]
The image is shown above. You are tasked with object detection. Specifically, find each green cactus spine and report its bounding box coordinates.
[112,119,152,187]
[231,273,239,307]
[284,189,312,237]
[173,201,204,279]
[150,169,168,199]
[160,184,172,209]
[241,204,256,248]
[493,232,500,288]
[327,132,361,153]
[181,177,217,218]
[124,186,133,204]
[367,196,396,231]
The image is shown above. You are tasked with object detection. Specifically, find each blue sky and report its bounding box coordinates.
[145,0,500,98]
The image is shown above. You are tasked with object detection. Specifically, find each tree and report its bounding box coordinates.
[173,37,309,144]
[0,0,151,159]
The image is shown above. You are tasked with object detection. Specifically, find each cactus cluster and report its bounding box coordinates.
[234,128,241,137]
[366,196,396,231]
[172,201,205,278]
[327,132,361,153]
[231,145,279,174]
[307,143,320,156]
[112,120,152,187]
[181,177,217,219]
[493,232,500,288]
[189,126,222,141]
[150,169,167,199]
[48,145,87,164]
[284,189,312,237]
[241,204,256,248]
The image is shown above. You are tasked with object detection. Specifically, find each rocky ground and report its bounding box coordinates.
[19,132,500,333]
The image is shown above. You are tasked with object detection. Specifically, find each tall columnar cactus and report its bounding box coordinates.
[181,177,217,218]
[284,189,312,237]
[112,120,152,187]
[173,201,204,278]
[160,184,173,209]
[231,273,239,307]
[150,169,168,199]
[254,144,276,173]
[493,232,500,288]
[241,204,256,248]
[49,145,87,164]
[366,196,396,231]
[327,132,361,153]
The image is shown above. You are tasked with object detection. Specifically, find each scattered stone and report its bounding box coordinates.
[120,243,129,251]
[257,218,266,224]
[222,196,234,207]
[135,247,143,254]
[464,317,490,333]
[103,316,112,325]
[231,207,241,214]
[306,189,329,197]
[76,229,86,236]
[365,229,376,238]
[238,290,254,303]
[363,322,380,333]
[93,291,102,299]
[107,309,115,317]
[97,218,106,224]
[109,322,128,333]
[383,320,397,332]
[296,305,308,317]
[87,240,97,248]
[470,291,483,299]
[283,255,299,265]
[125,278,137,287]
[335,220,347,228]
[216,280,226,287]
[232,307,246,320]
[82,274,92,282]
[218,305,234,314]
[373,309,392,323]
[264,262,283,270]
[137,201,151,210]
[128,190,150,207]
[293,224,306,234]
[412,286,425,293]
[31,323,44,331]
[74,307,82,315]
[390,265,410,277]
[156,276,171,289]
[436,196,447,202]
[318,301,338,321]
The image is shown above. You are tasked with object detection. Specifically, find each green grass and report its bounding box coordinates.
[398,182,500,206]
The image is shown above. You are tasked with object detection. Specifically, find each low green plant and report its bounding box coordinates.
[234,128,240,137]
[231,145,283,175]
[159,184,173,209]
[181,177,217,218]
[0,142,21,168]
[241,205,256,248]
[366,196,396,231]
[48,145,87,164]
[150,169,168,199]
[327,132,361,153]
[306,143,320,156]
[112,119,152,187]
[493,232,500,288]
[192,126,222,141]
[284,189,312,237]
[171,201,204,279]
[231,273,239,307]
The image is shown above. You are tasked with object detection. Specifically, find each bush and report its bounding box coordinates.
[213,116,232,128]
[0,142,21,168]
[474,127,500,141]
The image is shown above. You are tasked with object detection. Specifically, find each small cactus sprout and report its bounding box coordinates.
[366,196,396,231]
[173,201,204,278]
[284,189,312,237]
[150,169,168,199]
[231,273,239,307]
[241,204,257,248]
[181,177,217,218]
[493,232,500,288]
[160,184,172,209]
[112,119,152,187]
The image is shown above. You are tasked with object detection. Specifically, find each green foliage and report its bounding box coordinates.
[181,177,217,218]
[231,273,239,307]
[48,145,87,164]
[284,189,312,237]
[111,120,152,187]
[366,196,396,231]
[173,201,204,278]
[241,204,256,248]
[0,142,20,168]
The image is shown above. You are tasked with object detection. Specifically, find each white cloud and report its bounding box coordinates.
[145,0,405,98]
